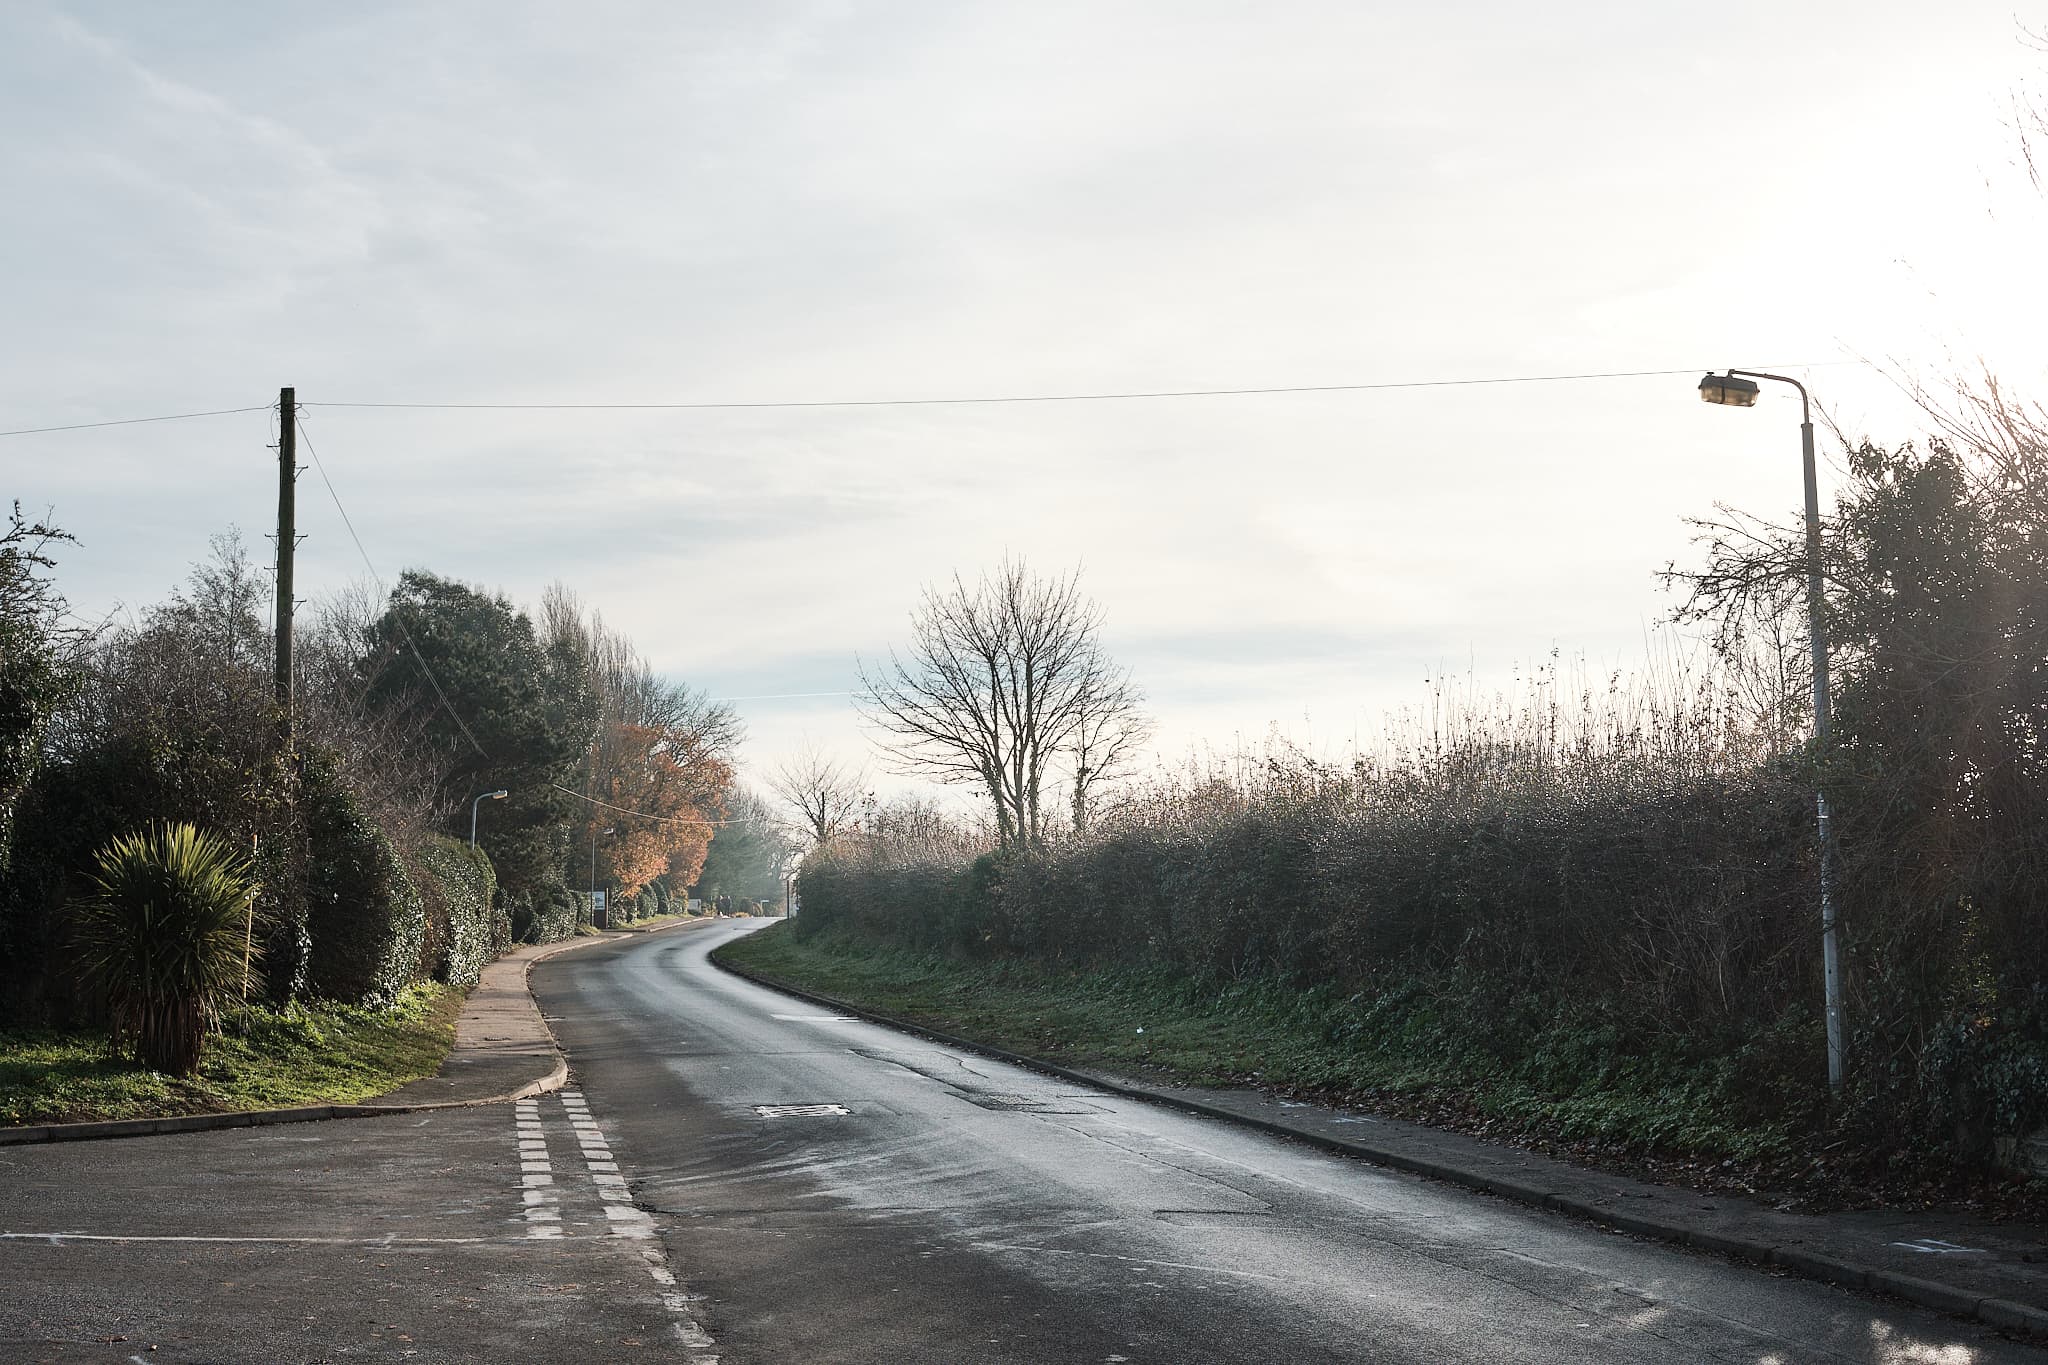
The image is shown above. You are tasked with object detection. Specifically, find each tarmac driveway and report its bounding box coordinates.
[0,1092,716,1363]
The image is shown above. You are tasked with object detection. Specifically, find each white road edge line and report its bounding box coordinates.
[556,1092,719,1358]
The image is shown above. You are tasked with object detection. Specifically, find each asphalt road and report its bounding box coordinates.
[4,921,2045,1363]
[529,921,2048,1364]
[0,1089,709,1361]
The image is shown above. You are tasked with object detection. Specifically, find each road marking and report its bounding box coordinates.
[554,1091,719,1358]
[770,1014,858,1022]
[0,1232,606,1245]
[514,1099,559,1238]
[754,1103,851,1118]
[1890,1238,1986,1254]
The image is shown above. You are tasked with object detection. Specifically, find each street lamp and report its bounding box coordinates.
[469,789,509,848]
[1699,368,1845,1092]
[590,825,615,928]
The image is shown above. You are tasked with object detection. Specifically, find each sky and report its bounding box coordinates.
[5,1,2047,813]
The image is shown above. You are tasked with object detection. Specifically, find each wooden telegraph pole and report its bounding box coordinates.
[274,386,296,745]
[255,385,299,998]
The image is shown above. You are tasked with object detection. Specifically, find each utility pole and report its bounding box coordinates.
[274,386,297,747]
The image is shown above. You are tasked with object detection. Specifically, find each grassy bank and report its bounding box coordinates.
[0,983,462,1126]
[714,922,1802,1168]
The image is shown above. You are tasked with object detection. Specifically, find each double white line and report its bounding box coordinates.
[514,1090,655,1240]
[512,1092,714,1355]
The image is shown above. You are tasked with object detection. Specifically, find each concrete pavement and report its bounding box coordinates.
[377,918,713,1108]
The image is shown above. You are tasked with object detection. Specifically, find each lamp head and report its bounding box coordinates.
[1699,372,1761,408]
[489,789,508,800]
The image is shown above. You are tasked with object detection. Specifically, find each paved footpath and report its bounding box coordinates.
[0,919,722,1363]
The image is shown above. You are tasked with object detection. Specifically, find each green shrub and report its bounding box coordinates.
[509,881,580,943]
[412,836,504,989]
[302,755,423,1006]
[72,822,258,1075]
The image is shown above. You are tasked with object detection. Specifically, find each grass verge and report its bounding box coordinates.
[0,983,462,1127]
[713,923,1801,1172]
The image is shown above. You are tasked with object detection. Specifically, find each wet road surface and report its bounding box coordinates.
[530,920,2048,1364]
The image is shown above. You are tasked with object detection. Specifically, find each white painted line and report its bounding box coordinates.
[522,1173,554,1188]
[769,1014,857,1023]
[521,1189,555,1207]
[587,1161,619,1173]
[0,1232,616,1246]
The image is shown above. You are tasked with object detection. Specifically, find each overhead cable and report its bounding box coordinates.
[548,782,765,828]
[296,413,490,759]
[303,363,1855,413]
[0,405,270,438]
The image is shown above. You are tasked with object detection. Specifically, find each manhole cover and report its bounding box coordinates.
[754,1103,851,1118]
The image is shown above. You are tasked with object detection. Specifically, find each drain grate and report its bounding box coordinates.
[754,1103,851,1118]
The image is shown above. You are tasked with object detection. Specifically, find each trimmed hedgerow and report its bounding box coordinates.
[510,882,580,944]
[412,836,505,989]
[302,754,423,1007]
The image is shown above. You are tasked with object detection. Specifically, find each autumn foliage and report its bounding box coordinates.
[586,722,732,897]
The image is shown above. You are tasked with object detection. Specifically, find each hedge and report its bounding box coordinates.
[412,836,507,989]
[302,755,423,1006]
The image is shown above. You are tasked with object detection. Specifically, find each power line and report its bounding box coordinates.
[300,362,1859,414]
[0,405,269,438]
[299,413,750,831]
[548,781,762,828]
[295,412,490,760]
[0,362,1863,438]
[712,691,854,702]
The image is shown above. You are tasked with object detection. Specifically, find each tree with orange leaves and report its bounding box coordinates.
[544,585,741,911]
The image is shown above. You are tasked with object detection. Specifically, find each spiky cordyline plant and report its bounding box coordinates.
[74,822,259,1075]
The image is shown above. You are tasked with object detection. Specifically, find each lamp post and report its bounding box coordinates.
[469,789,509,848]
[1699,368,1844,1092]
[591,825,615,928]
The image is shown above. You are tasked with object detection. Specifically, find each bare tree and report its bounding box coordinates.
[766,738,868,845]
[858,558,1148,847]
[298,577,457,851]
[1067,672,1153,833]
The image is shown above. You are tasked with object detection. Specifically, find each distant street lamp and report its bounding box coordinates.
[591,825,616,928]
[470,789,509,848]
[1699,368,1844,1092]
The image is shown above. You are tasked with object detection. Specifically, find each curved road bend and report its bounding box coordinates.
[534,922,2042,1365]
